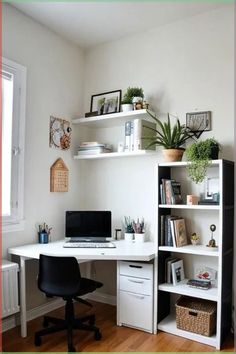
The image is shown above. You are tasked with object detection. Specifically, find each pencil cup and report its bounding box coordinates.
[38,232,49,244]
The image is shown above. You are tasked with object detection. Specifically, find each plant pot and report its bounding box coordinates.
[162,149,184,162]
[191,239,200,246]
[121,104,133,112]
[209,146,219,160]
[134,233,145,243]
[124,233,134,242]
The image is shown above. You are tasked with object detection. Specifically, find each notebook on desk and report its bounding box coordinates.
[64,210,116,248]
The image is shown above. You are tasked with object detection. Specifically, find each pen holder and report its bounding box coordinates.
[38,232,49,244]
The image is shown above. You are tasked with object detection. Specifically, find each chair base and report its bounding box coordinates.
[34,301,102,352]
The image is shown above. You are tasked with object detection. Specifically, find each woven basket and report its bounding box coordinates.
[176,296,216,337]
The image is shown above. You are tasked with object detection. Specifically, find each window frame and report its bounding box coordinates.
[2,57,27,233]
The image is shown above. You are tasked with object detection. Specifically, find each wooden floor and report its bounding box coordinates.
[3,301,234,352]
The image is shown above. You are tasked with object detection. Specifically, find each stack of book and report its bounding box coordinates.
[160,179,182,204]
[124,119,156,152]
[159,215,188,247]
[78,142,112,155]
[165,257,185,286]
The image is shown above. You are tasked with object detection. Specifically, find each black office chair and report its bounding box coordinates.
[34,254,103,352]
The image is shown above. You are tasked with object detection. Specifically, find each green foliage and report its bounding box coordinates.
[124,216,134,233]
[145,110,194,149]
[121,87,144,104]
[186,138,220,184]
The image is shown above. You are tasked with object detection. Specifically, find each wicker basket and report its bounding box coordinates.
[176,296,216,336]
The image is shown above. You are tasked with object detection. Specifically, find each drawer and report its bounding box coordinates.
[119,290,153,332]
[119,261,153,279]
[120,274,152,295]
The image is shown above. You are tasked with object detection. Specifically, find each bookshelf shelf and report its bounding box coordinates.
[74,150,157,160]
[158,279,218,301]
[72,109,155,128]
[157,159,234,350]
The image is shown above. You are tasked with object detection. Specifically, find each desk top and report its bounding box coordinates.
[8,240,156,262]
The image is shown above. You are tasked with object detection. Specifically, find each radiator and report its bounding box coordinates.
[2,260,19,318]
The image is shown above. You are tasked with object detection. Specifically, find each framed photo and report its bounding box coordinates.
[90,90,121,115]
[205,177,219,200]
[49,116,71,150]
[186,111,211,132]
[171,260,185,286]
[174,219,188,247]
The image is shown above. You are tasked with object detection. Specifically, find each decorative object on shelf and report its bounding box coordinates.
[186,138,220,184]
[121,87,144,112]
[187,279,211,290]
[49,116,71,150]
[77,141,112,155]
[195,266,217,285]
[145,110,195,162]
[117,141,124,153]
[124,216,134,242]
[50,158,69,192]
[133,218,145,242]
[190,232,200,245]
[174,219,188,247]
[171,259,185,285]
[187,195,199,205]
[37,223,52,244]
[206,224,218,250]
[90,89,121,115]
[115,229,122,240]
[205,177,219,201]
[142,101,149,109]
[186,111,211,138]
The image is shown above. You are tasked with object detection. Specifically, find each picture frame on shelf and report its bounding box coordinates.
[90,90,122,116]
[171,259,185,286]
[174,218,188,247]
[205,177,219,200]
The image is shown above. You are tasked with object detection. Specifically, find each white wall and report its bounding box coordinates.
[82,5,234,294]
[2,4,85,308]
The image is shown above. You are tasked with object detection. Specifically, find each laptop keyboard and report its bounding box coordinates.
[63,242,116,248]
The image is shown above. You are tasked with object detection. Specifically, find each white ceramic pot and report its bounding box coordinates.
[134,233,145,243]
[121,104,133,112]
[124,233,134,242]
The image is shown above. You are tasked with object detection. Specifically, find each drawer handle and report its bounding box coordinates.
[128,279,144,284]
[128,293,145,300]
[129,265,143,269]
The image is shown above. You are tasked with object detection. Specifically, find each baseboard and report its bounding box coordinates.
[2,292,116,332]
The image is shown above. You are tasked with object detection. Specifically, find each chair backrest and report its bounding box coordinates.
[38,254,81,298]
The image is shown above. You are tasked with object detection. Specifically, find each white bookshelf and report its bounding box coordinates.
[73,150,157,160]
[157,159,234,350]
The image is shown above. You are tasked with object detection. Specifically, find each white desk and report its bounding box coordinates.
[8,240,157,337]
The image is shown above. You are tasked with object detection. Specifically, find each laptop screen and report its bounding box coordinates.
[65,211,112,241]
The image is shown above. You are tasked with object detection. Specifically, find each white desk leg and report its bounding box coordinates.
[20,257,27,337]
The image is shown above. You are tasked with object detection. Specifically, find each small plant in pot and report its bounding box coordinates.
[145,110,195,162]
[186,138,220,184]
[133,218,145,243]
[121,87,144,112]
[124,216,134,241]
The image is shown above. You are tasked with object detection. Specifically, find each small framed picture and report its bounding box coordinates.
[171,260,185,286]
[186,111,211,132]
[90,90,122,115]
[205,177,219,200]
[174,219,188,247]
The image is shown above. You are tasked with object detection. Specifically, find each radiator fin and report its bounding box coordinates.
[2,260,19,318]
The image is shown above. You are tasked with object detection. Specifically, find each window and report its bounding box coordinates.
[2,58,26,232]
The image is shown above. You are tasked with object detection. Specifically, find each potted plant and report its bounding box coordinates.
[124,216,134,241]
[133,218,145,243]
[185,138,220,184]
[145,110,195,162]
[121,87,144,112]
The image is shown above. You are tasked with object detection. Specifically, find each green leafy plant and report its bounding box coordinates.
[145,110,194,149]
[186,138,220,184]
[124,216,134,233]
[121,87,144,104]
[133,218,145,234]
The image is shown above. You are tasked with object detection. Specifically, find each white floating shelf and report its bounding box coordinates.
[158,244,219,256]
[158,160,222,167]
[158,314,217,348]
[72,109,155,128]
[74,150,158,160]
[158,279,218,301]
[159,204,220,210]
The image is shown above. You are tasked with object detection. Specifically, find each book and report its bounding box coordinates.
[124,121,132,152]
[165,256,180,283]
[174,218,188,247]
[133,119,156,151]
[171,259,185,286]
[160,215,165,246]
[164,215,173,246]
[187,279,211,290]
[170,181,182,204]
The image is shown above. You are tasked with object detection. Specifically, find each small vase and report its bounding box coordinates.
[121,104,133,112]
[134,233,145,243]
[191,239,200,246]
[162,148,184,162]
[124,233,134,242]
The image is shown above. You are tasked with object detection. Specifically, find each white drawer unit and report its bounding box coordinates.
[117,261,154,333]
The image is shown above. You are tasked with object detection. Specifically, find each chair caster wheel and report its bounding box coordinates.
[34,335,42,346]
[89,315,95,325]
[94,330,102,341]
[43,317,49,328]
[68,346,76,352]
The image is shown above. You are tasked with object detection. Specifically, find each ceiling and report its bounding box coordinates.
[11,2,228,49]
